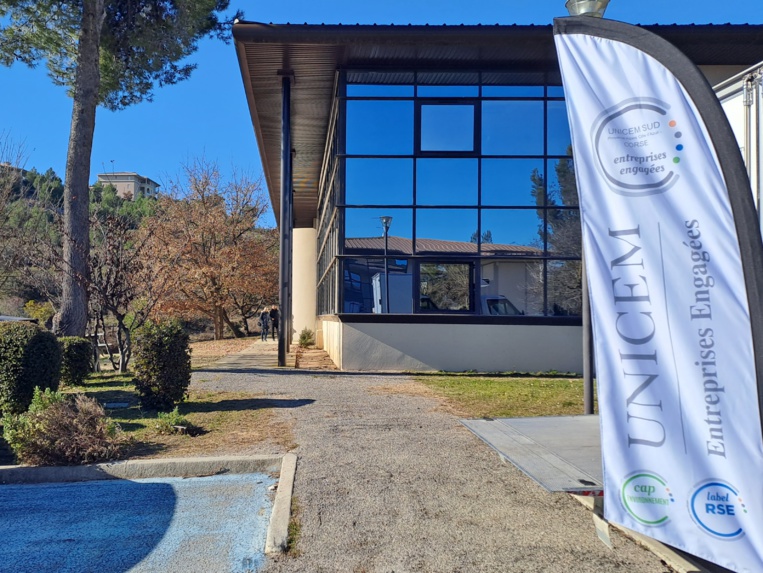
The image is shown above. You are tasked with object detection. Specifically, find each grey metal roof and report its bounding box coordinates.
[233,22,763,228]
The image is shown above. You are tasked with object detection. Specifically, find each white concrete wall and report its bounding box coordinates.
[292,228,317,341]
[320,319,343,368]
[339,322,583,372]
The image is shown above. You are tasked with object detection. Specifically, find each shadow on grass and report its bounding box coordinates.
[181,398,314,415]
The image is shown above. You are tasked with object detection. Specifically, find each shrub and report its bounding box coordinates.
[298,328,315,348]
[2,388,129,466]
[59,337,93,387]
[0,322,61,415]
[132,320,191,411]
[23,300,55,327]
[154,407,200,435]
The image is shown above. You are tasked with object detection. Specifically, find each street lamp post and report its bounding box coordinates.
[380,216,393,313]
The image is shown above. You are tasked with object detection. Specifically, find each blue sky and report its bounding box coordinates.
[0,0,761,227]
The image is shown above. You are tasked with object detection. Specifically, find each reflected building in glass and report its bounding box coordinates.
[233,22,763,371]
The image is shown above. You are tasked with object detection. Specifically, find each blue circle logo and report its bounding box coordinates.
[689,480,747,540]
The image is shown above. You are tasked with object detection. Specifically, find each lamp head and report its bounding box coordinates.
[380,216,393,231]
[565,0,610,17]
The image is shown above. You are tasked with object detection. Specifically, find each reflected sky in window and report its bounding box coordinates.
[416,209,478,250]
[420,104,475,151]
[482,101,544,155]
[481,209,543,250]
[346,101,413,155]
[482,159,543,206]
[345,159,413,205]
[547,100,572,156]
[345,207,413,241]
[416,159,477,205]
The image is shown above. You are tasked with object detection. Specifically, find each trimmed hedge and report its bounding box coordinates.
[0,322,61,415]
[132,320,191,411]
[59,337,93,386]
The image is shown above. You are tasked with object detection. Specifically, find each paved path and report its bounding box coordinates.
[192,347,671,573]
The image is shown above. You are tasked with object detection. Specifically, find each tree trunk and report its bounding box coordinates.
[55,0,105,336]
[221,309,243,338]
[213,308,224,340]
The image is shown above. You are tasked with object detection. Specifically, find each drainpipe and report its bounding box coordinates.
[279,72,293,367]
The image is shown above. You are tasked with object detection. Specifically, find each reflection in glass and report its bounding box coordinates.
[346,84,414,97]
[480,209,543,253]
[343,258,412,313]
[546,260,582,316]
[417,85,479,97]
[547,158,579,206]
[415,209,478,253]
[344,208,413,254]
[482,159,543,206]
[416,159,477,205]
[547,100,573,156]
[482,101,544,155]
[346,101,414,155]
[546,209,581,256]
[482,86,544,97]
[481,259,542,316]
[419,263,472,311]
[547,86,566,97]
[345,159,413,205]
[420,105,475,151]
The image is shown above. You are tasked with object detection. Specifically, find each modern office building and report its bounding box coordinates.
[233,21,763,371]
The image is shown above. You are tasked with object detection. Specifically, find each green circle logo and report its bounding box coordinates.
[621,472,674,526]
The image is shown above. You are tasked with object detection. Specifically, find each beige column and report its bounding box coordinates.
[292,227,318,341]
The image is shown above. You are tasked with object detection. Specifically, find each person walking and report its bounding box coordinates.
[269,305,280,340]
[259,307,271,342]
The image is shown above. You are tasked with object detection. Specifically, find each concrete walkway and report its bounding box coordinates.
[191,345,680,573]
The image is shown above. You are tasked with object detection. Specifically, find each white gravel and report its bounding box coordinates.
[192,368,671,573]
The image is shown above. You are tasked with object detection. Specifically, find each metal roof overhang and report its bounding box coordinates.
[233,22,763,228]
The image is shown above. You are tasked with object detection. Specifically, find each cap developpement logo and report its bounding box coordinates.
[689,480,748,540]
[591,97,685,197]
[621,471,675,526]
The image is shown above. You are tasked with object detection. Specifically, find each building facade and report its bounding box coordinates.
[96,172,160,201]
[234,21,763,371]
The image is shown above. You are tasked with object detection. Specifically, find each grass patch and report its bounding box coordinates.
[414,374,596,419]
[285,496,302,556]
[60,372,295,459]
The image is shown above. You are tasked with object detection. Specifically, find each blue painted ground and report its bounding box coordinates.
[0,473,276,573]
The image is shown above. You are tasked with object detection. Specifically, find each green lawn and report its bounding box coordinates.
[62,372,292,459]
[415,373,597,419]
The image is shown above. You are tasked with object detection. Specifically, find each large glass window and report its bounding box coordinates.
[482,159,543,206]
[482,101,544,155]
[416,159,478,205]
[344,208,413,255]
[419,263,472,311]
[420,104,475,152]
[346,159,413,205]
[416,209,478,252]
[337,72,579,317]
[346,100,414,155]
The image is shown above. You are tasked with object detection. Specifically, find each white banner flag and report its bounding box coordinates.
[555,17,763,572]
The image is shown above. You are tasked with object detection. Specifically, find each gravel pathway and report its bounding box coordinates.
[192,367,670,573]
